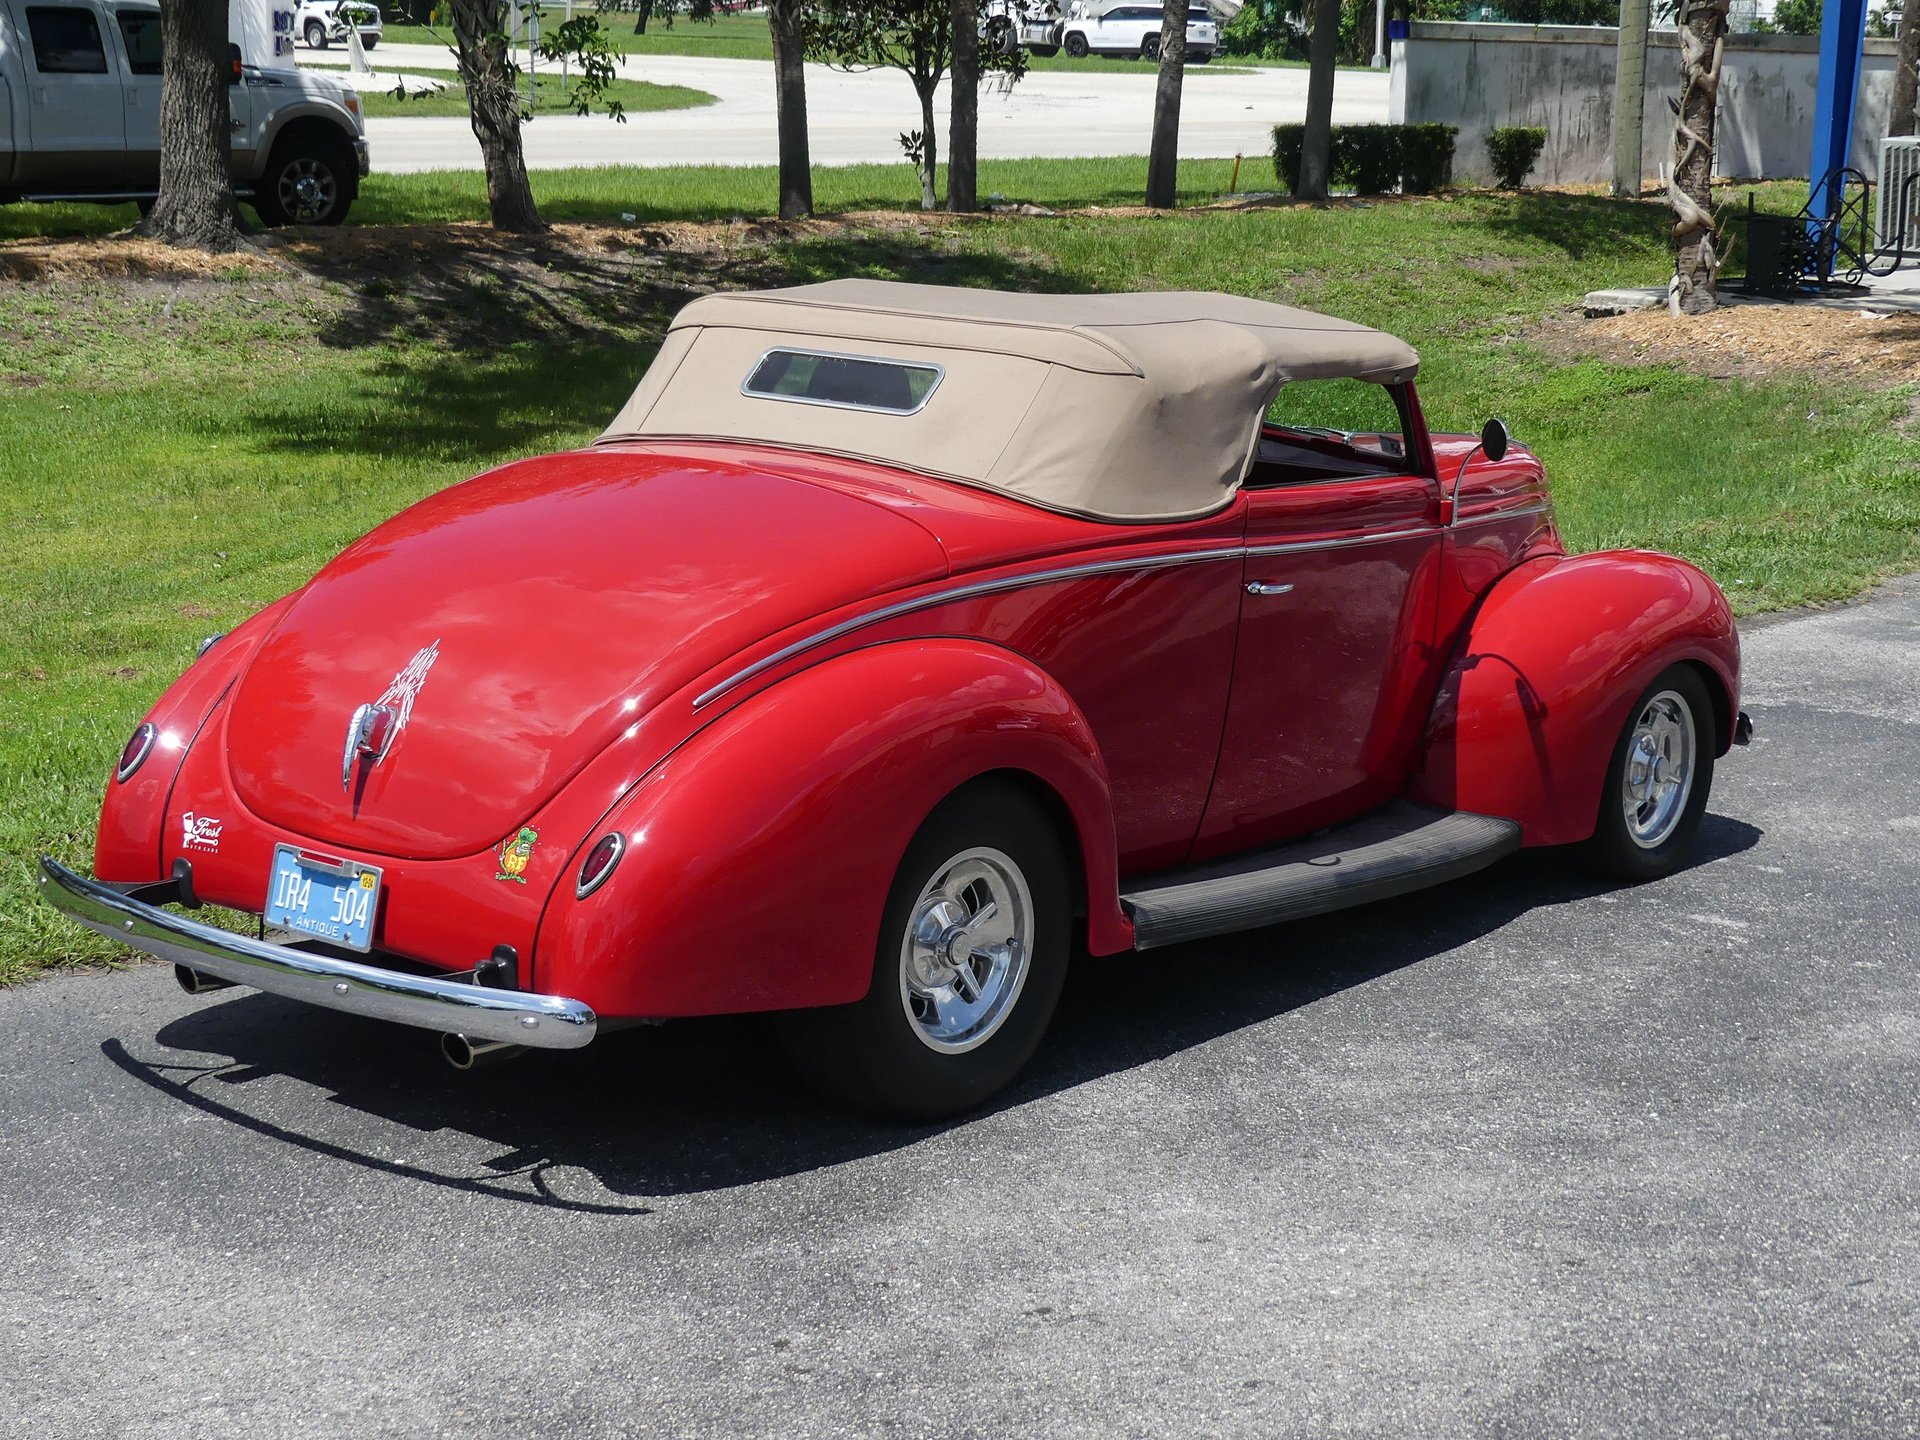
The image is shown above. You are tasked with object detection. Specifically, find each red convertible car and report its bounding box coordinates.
[41,282,1748,1117]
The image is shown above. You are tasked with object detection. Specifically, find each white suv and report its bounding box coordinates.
[295,0,380,51]
[1060,1,1216,61]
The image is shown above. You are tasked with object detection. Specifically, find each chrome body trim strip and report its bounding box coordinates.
[1241,523,1438,559]
[1451,499,1554,529]
[37,857,597,1050]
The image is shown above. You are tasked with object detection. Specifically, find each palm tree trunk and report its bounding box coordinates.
[770,0,814,218]
[1144,0,1185,207]
[450,0,543,232]
[916,77,940,210]
[948,0,979,212]
[139,0,242,251]
[1891,3,1918,138]
[1296,0,1340,201]
[1668,0,1728,316]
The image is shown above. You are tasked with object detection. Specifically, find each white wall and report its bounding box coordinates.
[1388,21,1901,185]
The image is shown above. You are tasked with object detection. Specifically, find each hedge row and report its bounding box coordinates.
[1272,122,1458,196]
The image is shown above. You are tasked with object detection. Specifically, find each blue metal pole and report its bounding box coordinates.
[1807,0,1869,243]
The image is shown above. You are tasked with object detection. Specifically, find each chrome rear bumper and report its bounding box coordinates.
[37,856,597,1050]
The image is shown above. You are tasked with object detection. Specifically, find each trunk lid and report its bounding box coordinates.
[226,448,947,859]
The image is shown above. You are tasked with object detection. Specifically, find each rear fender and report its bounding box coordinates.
[1408,551,1739,846]
[535,639,1128,1019]
[95,594,300,882]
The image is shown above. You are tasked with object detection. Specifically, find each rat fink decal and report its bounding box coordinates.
[496,827,538,883]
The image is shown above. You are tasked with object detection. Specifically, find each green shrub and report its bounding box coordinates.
[1273,122,1305,190]
[1399,123,1456,194]
[1336,124,1401,195]
[1272,121,1457,196]
[1485,125,1547,189]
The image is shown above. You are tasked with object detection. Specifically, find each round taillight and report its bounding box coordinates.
[576,832,625,899]
[115,722,158,783]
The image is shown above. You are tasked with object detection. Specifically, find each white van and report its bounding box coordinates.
[0,0,369,224]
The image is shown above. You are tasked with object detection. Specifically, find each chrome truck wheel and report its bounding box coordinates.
[780,781,1069,1119]
[1583,665,1717,882]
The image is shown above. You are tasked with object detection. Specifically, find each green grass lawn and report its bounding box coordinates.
[1,159,1915,980]
[350,71,714,119]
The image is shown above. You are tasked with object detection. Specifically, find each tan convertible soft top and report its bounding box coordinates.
[599,280,1419,523]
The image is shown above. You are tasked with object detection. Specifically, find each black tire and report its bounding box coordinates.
[1141,34,1159,59]
[252,135,356,227]
[305,19,329,48]
[134,197,156,218]
[1580,665,1716,882]
[1064,30,1089,56]
[985,16,1014,55]
[1028,43,1059,56]
[778,781,1071,1120]
[1190,48,1212,63]
[361,36,377,49]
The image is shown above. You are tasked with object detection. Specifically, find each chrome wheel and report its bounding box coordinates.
[898,846,1033,1054]
[277,158,338,224]
[1621,688,1696,849]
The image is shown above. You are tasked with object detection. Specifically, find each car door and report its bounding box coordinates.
[107,2,158,176]
[15,0,123,185]
[1190,380,1446,862]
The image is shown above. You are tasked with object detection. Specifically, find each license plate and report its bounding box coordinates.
[265,845,381,952]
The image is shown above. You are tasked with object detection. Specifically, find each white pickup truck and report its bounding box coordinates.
[0,0,369,224]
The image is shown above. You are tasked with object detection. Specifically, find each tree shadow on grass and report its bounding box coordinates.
[1471,190,1665,264]
[106,814,1761,1212]
[235,222,1077,466]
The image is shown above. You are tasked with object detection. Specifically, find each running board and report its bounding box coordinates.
[1121,803,1522,950]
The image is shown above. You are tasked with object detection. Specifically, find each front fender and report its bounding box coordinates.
[1408,551,1739,846]
[534,639,1129,1019]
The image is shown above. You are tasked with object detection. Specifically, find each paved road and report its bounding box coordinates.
[323,46,1389,172]
[6,578,1918,1438]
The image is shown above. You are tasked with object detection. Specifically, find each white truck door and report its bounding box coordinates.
[15,0,125,184]
[107,2,157,171]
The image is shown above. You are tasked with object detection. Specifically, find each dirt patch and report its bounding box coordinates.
[1540,303,1920,387]
[0,233,281,282]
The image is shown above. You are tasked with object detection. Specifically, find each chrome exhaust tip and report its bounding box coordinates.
[174,964,236,996]
[440,1032,525,1071]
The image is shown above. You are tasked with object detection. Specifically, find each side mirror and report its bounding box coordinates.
[228,43,244,84]
[1480,417,1510,463]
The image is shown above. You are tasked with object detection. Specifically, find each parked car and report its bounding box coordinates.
[1061,0,1216,60]
[294,0,379,50]
[982,0,1063,57]
[42,282,1748,1118]
[0,0,367,223]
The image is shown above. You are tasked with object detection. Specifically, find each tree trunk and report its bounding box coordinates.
[449,0,543,231]
[1892,3,1918,137]
[1609,0,1651,196]
[948,0,979,212]
[916,78,939,210]
[1668,0,1728,315]
[1145,0,1185,206]
[1295,0,1340,201]
[634,0,651,35]
[769,0,813,218]
[139,0,242,251]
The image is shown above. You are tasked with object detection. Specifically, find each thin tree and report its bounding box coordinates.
[1144,0,1185,207]
[809,0,1021,211]
[1892,1,1918,138]
[446,0,544,230]
[1294,0,1340,201]
[1667,0,1729,313]
[949,0,980,212]
[140,0,243,251]
[770,0,814,218]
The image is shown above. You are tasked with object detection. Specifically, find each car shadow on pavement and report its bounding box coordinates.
[106,813,1761,1210]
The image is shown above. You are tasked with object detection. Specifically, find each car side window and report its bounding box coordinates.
[115,9,162,75]
[25,5,109,73]
[1249,378,1413,488]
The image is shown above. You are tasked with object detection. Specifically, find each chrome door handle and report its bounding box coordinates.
[1246,580,1294,596]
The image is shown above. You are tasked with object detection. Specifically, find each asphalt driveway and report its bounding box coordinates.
[4,578,1916,1439]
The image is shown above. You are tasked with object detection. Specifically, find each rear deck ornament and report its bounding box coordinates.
[340,639,440,791]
